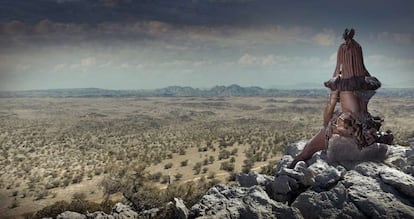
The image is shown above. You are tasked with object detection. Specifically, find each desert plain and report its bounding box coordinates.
[0,95,413,218]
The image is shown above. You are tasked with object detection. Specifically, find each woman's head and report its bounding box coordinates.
[343,28,355,43]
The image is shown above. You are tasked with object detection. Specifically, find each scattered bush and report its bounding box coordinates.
[34,189,49,201]
[193,162,202,175]
[207,171,215,179]
[72,192,87,201]
[242,159,254,174]
[260,160,278,175]
[164,162,173,169]
[180,160,189,167]
[231,148,238,156]
[220,161,234,172]
[179,148,186,155]
[147,172,162,182]
[175,173,183,181]
[227,172,237,181]
[160,175,171,184]
[218,149,231,160]
[202,167,209,174]
[9,198,19,209]
[209,155,215,164]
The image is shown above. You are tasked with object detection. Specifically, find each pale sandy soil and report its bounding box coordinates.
[0,96,412,218]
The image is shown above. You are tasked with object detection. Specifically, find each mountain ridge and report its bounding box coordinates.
[1,85,414,98]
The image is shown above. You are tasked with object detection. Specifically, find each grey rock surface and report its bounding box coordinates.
[292,183,366,219]
[271,143,414,219]
[275,155,294,174]
[327,135,389,162]
[379,167,414,199]
[111,203,138,219]
[344,170,414,218]
[86,211,114,219]
[173,198,189,219]
[236,172,274,187]
[284,141,307,157]
[56,211,86,219]
[140,208,160,218]
[306,159,343,189]
[188,184,303,219]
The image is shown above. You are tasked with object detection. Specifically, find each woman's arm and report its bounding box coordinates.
[323,90,339,127]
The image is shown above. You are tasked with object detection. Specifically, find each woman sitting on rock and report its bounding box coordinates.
[289,29,392,168]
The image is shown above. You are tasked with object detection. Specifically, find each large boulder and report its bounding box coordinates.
[327,135,389,163]
[275,142,414,219]
[344,170,414,218]
[292,183,366,219]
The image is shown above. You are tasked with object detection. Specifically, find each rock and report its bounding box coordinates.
[173,198,189,219]
[140,208,160,218]
[275,155,293,174]
[407,154,414,165]
[278,167,304,183]
[111,203,138,219]
[327,135,388,163]
[292,183,366,219]
[51,143,414,219]
[57,211,86,219]
[284,141,307,157]
[236,172,274,187]
[306,159,342,189]
[344,170,414,218]
[189,184,303,219]
[380,167,414,199]
[86,211,114,219]
[306,151,327,166]
[348,161,386,177]
[271,175,292,194]
[268,174,301,203]
[384,145,409,171]
[405,147,414,156]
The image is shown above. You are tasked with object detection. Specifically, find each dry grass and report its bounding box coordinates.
[0,96,413,218]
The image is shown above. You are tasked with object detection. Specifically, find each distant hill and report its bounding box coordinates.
[1,85,413,98]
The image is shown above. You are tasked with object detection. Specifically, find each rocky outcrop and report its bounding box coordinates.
[54,142,414,219]
[57,203,137,219]
[111,203,139,218]
[188,184,303,219]
[266,143,414,218]
[57,211,87,219]
[170,198,189,219]
[188,141,412,218]
[236,172,274,187]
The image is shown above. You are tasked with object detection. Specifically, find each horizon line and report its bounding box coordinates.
[1,84,414,93]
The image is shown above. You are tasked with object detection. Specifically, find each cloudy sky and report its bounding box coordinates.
[0,0,413,90]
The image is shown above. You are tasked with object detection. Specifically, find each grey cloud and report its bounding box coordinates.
[55,0,82,3]
[0,19,342,51]
[0,0,413,31]
[0,20,27,35]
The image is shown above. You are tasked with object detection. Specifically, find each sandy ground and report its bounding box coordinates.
[0,96,412,218]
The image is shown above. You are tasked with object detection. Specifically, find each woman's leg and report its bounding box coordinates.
[289,128,327,168]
